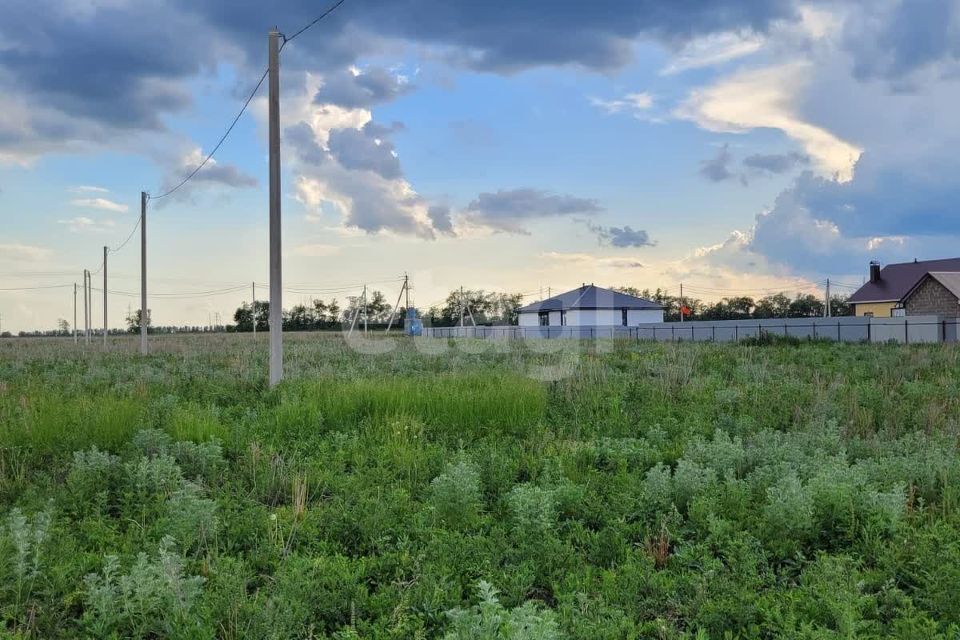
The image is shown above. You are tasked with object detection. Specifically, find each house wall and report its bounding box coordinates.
[627,309,665,324]
[904,278,960,317]
[854,301,896,317]
[518,312,539,327]
[519,308,663,326]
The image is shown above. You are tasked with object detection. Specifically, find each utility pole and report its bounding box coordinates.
[268,28,283,387]
[140,191,148,355]
[460,286,465,327]
[680,283,684,323]
[83,270,89,344]
[87,269,93,344]
[73,283,78,343]
[252,282,256,338]
[103,246,108,347]
[385,275,409,333]
[362,285,368,334]
[825,278,831,318]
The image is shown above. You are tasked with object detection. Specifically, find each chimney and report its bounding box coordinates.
[869,261,881,284]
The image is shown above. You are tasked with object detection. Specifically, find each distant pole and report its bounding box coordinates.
[268,28,283,387]
[252,282,256,338]
[140,191,148,355]
[87,270,93,343]
[102,246,108,347]
[362,285,368,334]
[680,283,684,323]
[73,283,78,343]
[385,278,406,333]
[460,286,465,327]
[825,278,831,318]
[83,270,89,344]
[404,273,410,314]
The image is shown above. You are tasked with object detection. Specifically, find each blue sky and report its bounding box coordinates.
[2,0,959,331]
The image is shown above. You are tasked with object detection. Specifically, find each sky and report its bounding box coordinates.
[2,0,960,332]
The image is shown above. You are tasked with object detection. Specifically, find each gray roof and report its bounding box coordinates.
[848,258,960,303]
[518,285,663,313]
[905,272,960,301]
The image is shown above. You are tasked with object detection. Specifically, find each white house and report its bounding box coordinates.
[517,285,664,327]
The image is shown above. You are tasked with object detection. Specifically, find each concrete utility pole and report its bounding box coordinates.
[268,28,283,387]
[362,285,368,334]
[825,278,831,318]
[83,270,89,344]
[73,283,78,343]
[87,270,93,344]
[103,246,108,348]
[252,282,256,338]
[140,191,148,355]
[460,286,465,327]
[679,283,684,323]
[385,276,408,333]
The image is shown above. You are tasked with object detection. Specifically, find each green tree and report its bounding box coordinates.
[125,309,151,333]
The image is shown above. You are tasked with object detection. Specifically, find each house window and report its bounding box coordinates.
[538,311,549,326]
[863,312,874,318]
[621,309,628,326]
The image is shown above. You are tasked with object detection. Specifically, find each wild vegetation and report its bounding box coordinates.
[1,333,959,638]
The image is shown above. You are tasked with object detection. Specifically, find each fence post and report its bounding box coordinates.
[905,319,909,345]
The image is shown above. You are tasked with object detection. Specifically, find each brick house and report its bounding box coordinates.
[902,272,960,317]
[848,258,960,317]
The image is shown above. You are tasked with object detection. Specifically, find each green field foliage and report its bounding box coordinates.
[1,333,959,638]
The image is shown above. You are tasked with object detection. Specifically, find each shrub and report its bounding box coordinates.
[123,454,184,507]
[430,458,483,528]
[507,484,557,534]
[444,580,561,640]
[161,484,218,553]
[171,439,225,482]
[4,504,53,626]
[130,429,173,459]
[83,536,206,637]
[66,447,121,510]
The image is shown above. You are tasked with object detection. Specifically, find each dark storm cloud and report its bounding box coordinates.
[465,188,603,233]
[844,0,960,83]
[739,153,960,274]
[0,0,797,157]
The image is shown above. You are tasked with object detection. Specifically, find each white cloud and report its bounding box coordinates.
[57,216,115,232]
[590,92,654,115]
[0,243,53,261]
[70,197,128,213]
[71,185,109,194]
[675,62,862,181]
[540,252,645,270]
[661,31,765,75]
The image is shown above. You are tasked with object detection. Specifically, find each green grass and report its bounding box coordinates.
[0,334,959,638]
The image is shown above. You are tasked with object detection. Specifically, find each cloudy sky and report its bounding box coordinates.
[2,0,958,331]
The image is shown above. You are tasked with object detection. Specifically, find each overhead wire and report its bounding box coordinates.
[279,0,349,50]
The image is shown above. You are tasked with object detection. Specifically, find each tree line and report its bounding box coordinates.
[615,287,851,321]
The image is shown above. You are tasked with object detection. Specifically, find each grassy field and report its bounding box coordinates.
[1,333,960,639]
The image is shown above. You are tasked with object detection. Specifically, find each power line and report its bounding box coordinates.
[0,283,73,292]
[110,215,142,253]
[280,0,349,50]
[148,68,269,201]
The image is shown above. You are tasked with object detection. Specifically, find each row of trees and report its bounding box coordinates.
[616,287,851,321]
[110,286,850,335]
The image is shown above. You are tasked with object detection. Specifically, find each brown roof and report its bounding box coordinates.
[848,258,960,304]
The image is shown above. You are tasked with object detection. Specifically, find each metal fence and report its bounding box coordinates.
[422,316,960,344]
